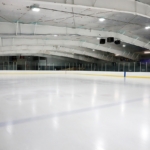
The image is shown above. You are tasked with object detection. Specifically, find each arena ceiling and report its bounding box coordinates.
[0,0,150,62]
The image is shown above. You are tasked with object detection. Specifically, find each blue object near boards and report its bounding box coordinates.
[124,71,126,77]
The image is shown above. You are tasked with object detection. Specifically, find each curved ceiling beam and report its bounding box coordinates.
[0,50,99,63]
[20,53,97,64]
[0,22,149,49]
[32,0,150,19]
[0,45,114,62]
[0,39,138,60]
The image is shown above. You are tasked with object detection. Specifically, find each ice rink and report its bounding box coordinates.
[0,73,150,150]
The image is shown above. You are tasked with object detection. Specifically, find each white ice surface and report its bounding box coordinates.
[0,74,150,150]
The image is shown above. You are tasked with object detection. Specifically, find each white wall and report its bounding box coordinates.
[0,71,150,78]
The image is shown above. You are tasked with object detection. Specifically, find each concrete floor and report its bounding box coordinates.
[0,74,150,150]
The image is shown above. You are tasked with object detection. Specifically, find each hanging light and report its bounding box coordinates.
[145,26,150,30]
[31,4,40,12]
[144,51,150,54]
[99,18,105,22]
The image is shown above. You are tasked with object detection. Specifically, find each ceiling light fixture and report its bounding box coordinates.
[145,26,150,30]
[144,51,150,54]
[97,37,100,40]
[32,7,40,12]
[31,4,40,12]
[54,35,58,37]
[99,18,105,22]
[123,44,126,47]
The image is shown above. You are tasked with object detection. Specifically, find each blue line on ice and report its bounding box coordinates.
[0,97,148,127]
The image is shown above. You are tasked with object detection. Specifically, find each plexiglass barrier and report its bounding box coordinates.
[0,62,150,72]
